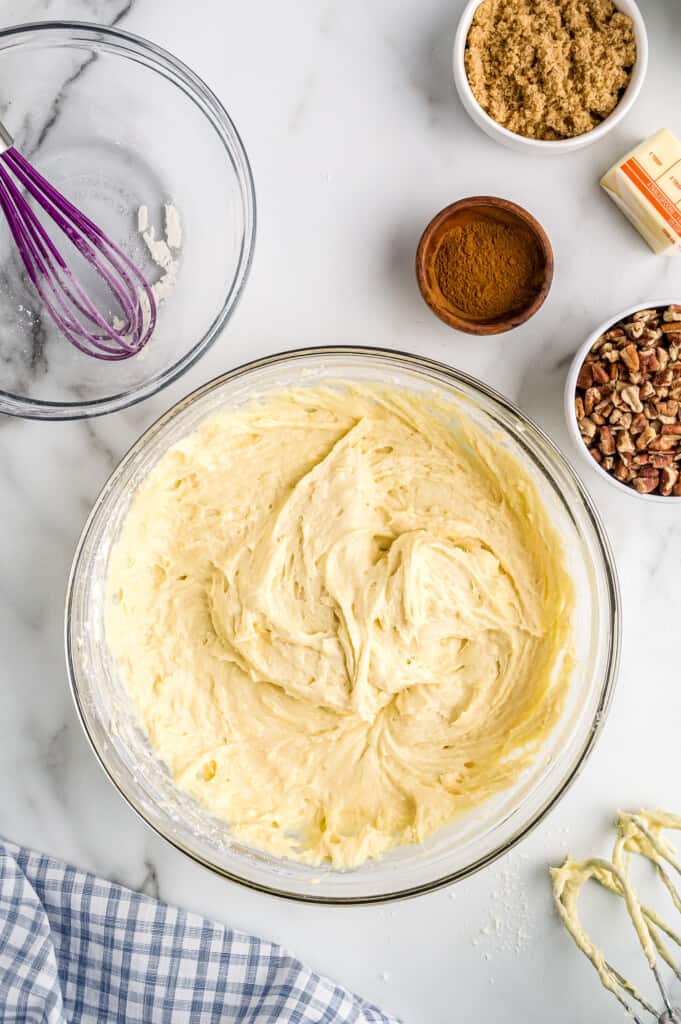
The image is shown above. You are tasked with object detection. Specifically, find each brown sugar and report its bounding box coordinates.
[465,0,636,141]
[434,216,542,320]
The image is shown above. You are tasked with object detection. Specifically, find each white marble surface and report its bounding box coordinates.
[2,0,681,1020]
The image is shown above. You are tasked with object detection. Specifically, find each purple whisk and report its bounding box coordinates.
[0,121,156,360]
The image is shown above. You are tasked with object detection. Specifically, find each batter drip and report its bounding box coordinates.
[107,385,574,866]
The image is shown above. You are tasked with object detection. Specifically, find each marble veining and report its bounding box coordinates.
[1,1,681,1023]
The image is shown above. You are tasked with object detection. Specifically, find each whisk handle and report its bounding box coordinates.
[0,119,14,152]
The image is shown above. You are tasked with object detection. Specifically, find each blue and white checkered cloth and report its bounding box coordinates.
[0,839,398,1023]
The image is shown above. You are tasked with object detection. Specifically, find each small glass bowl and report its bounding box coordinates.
[0,22,255,419]
[66,347,621,903]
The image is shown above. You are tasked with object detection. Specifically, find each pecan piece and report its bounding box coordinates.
[650,453,675,468]
[620,343,640,372]
[649,435,680,452]
[636,425,658,450]
[579,417,597,440]
[663,305,681,322]
[599,426,616,455]
[576,363,594,389]
[613,458,631,482]
[657,399,678,418]
[633,308,658,322]
[621,385,643,413]
[633,474,660,494]
[640,350,660,373]
[659,466,680,496]
[584,387,600,415]
[625,320,645,340]
[616,430,635,453]
[591,362,610,385]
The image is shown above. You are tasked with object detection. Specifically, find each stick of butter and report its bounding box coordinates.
[601,129,681,254]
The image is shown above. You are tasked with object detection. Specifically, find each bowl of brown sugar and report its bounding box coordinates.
[416,196,553,335]
[453,0,647,153]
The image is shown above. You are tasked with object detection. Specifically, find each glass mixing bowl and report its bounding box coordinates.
[0,22,255,419]
[66,348,620,903]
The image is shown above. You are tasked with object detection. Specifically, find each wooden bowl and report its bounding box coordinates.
[415,196,554,336]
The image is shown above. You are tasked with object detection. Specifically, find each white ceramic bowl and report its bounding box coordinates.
[565,299,681,503]
[453,0,648,154]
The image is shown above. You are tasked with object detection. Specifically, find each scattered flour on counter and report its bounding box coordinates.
[470,852,535,958]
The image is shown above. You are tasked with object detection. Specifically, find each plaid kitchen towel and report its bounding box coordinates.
[0,839,398,1023]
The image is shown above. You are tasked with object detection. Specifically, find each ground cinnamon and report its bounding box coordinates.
[434,216,541,320]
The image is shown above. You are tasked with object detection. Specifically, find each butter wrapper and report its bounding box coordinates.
[601,129,681,254]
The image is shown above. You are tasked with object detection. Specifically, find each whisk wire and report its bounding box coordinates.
[0,164,130,357]
[0,127,157,361]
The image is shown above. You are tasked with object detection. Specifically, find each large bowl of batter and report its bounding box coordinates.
[66,347,620,903]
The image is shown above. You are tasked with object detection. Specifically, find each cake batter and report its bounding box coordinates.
[107,385,574,866]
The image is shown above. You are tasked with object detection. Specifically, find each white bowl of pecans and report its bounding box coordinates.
[566,301,681,501]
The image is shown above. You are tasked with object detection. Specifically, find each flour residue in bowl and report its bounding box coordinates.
[106,384,575,867]
[113,203,182,334]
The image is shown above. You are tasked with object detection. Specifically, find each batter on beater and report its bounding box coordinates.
[107,384,574,866]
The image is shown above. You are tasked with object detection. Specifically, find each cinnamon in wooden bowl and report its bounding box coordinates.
[416,197,553,335]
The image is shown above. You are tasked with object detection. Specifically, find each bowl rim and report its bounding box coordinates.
[452,0,648,152]
[0,20,256,420]
[564,299,681,503]
[65,345,622,903]
[415,195,554,334]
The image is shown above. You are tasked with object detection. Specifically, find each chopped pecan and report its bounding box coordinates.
[636,425,657,450]
[659,466,680,496]
[620,344,640,372]
[584,387,600,415]
[616,430,634,453]
[579,417,597,439]
[591,362,610,385]
[633,474,660,493]
[625,320,646,340]
[621,385,643,413]
[656,399,679,424]
[649,435,679,452]
[613,459,630,481]
[650,453,675,468]
[599,426,616,455]
[577,363,594,389]
[640,350,660,374]
[655,368,674,388]
[630,412,648,435]
[663,305,681,322]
